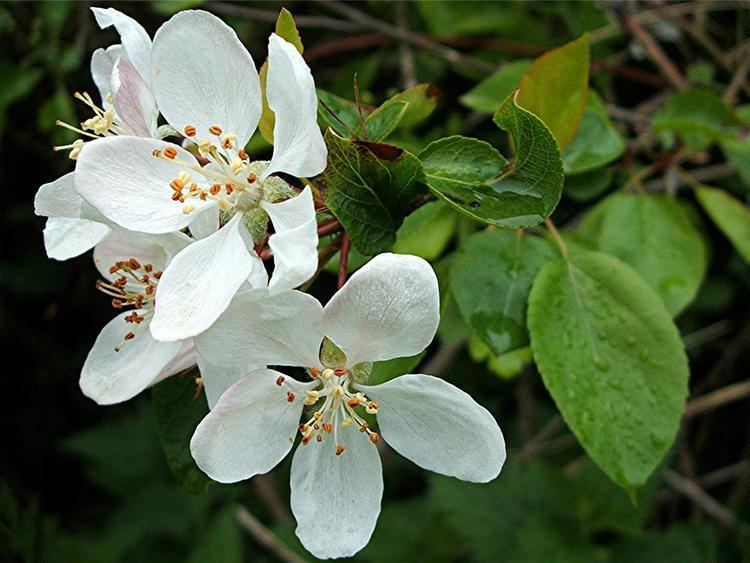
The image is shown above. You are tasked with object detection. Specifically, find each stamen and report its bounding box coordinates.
[182,204,195,214]
[184,125,197,137]
[370,432,379,444]
[208,125,223,136]
[322,368,334,380]
[334,368,346,377]
[163,146,177,159]
[287,391,296,403]
[366,401,379,414]
[335,445,346,456]
[310,367,319,378]
[275,375,285,386]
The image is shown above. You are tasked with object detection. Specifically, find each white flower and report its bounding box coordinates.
[79,229,197,404]
[75,10,327,342]
[190,254,506,559]
[34,7,161,261]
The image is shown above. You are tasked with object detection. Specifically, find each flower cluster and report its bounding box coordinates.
[34,8,506,559]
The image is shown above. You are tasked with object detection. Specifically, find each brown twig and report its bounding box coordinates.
[235,505,307,563]
[395,2,417,89]
[517,415,564,461]
[421,344,463,376]
[253,474,293,525]
[337,233,351,289]
[317,219,344,238]
[644,163,736,192]
[724,54,750,104]
[208,1,362,32]
[624,13,689,90]
[684,380,750,418]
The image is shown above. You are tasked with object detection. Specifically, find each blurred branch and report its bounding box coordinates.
[422,344,462,375]
[517,415,563,461]
[318,0,496,73]
[699,460,750,489]
[724,55,750,104]
[624,11,689,90]
[395,2,417,89]
[683,320,735,350]
[253,474,293,525]
[685,380,750,418]
[236,505,307,563]
[663,470,750,534]
[644,163,736,192]
[208,1,362,32]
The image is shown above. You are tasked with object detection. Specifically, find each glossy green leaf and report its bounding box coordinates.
[528,250,689,490]
[451,230,555,355]
[517,34,590,148]
[362,99,409,142]
[460,60,531,113]
[564,168,613,202]
[317,88,366,137]
[563,92,625,174]
[580,194,707,316]
[258,9,304,143]
[390,83,441,128]
[369,352,426,386]
[151,375,211,495]
[187,507,242,563]
[696,186,750,263]
[652,89,739,151]
[319,129,424,255]
[392,201,457,260]
[420,94,563,228]
[468,336,532,381]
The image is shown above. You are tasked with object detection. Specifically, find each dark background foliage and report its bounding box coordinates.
[2,1,749,561]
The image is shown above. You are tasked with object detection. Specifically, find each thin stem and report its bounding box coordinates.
[318,219,344,238]
[235,505,307,563]
[685,380,750,418]
[544,218,568,260]
[338,233,351,289]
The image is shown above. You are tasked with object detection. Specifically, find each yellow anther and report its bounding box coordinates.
[341,417,353,427]
[303,390,320,406]
[230,156,246,175]
[366,401,379,414]
[322,368,334,380]
[182,204,195,214]
[68,139,84,160]
[218,198,230,211]
[334,385,345,399]
[197,140,214,155]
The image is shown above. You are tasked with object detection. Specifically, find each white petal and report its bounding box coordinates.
[290,423,383,559]
[195,288,324,369]
[150,214,260,341]
[90,45,122,106]
[157,340,198,380]
[75,136,213,233]
[112,57,158,137]
[358,374,506,483]
[91,7,152,86]
[35,172,81,218]
[261,188,318,291]
[80,313,182,405]
[263,34,326,179]
[152,10,261,146]
[189,205,219,239]
[44,218,110,261]
[196,353,262,409]
[93,229,190,279]
[321,253,440,365]
[190,369,314,482]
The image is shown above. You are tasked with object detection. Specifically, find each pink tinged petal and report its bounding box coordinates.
[320,253,440,366]
[190,369,314,482]
[43,218,110,261]
[93,229,191,280]
[263,34,326,179]
[152,10,261,146]
[358,374,506,483]
[112,57,158,137]
[80,312,183,405]
[290,423,383,559]
[90,45,122,106]
[91,7,152,87]
[150,214,260,341]
[196,354,263,409]
[261,188,319,291]
[35,172,81,218]
[75,136,213,233]
[194,288,324,370]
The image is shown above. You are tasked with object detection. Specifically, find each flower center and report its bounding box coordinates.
[96,258,162,351]
[54,91,125,159]
[278,366,380,456]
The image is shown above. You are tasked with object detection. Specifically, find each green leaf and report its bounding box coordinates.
[721,137,750,187]
[564,168,613,202]
[460,60,531,113]
[317,88,366,137]
[392,201,457,260]
[580,194,708,316]
[451,230,555,355]
[696,186,750,263]
[517,34,590,148]
[258,9,304,144]
[420,94,563,228]
[652,89,740,152]
[563,91,625,174]
[362,98,409,142]
[319,129,424,255]
[152,375,211,494]
[468,336,532,380]
[389,83,441,129]
[528,250,689,489]
[187,507,242,563]
[369,352,426,386]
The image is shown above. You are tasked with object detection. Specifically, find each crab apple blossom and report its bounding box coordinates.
[80,229,197,405]
[75,10,326,342]
[190,254,506,559]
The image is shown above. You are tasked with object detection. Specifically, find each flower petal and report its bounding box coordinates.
[90,45,122,106]
[196,354,262,409]
[75,136,212,233]
[190,369,314,482]
[93,229,191,279]
[263,34,326,179]
[152,10,261,146]
[91,7,152,86]
[290,422,383,559]
[43,218,110,261]
[150,214,260,341]
[112,57,158,137]
[80,313,182,405]
[188,204,219,240]
[157,341,198,380]
[35,172,81,218]
[195,288,324,370]
[321,253,440,365]
[358,374,506,483]
[261,187,318,291]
